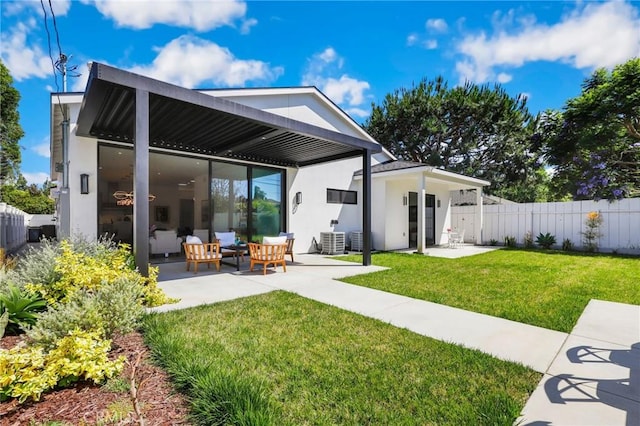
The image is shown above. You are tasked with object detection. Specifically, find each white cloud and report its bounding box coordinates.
[0,19,52,81]
[423,39,438,50]
[456,1,640,84]
[426,18,448,33]
[496,72,512,83]
[127,35,282,87]
[3,0,71,17]
[323,76,370,106]
[85,0,247,31]
[302,47,370,109]
[23,172,50,186]
[240,18,257,34]
[346,107,370,118]
[32,139,50,158]
[407,33,419,46]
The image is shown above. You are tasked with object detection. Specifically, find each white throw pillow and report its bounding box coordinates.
[278,232,294,239]
[263,236,287,245]
[186,235,202,244]
[215,231,236,246]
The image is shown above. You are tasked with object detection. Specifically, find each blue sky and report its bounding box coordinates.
[2,0,639,186]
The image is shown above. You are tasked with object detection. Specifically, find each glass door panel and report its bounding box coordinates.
[252,167,282,240]
[211,162,248,241]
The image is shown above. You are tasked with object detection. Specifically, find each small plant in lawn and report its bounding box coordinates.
[523,231,534,248]
[582,211,603,252]
[489,239,499,246]
[535,233,556,249]
[504,236,517,248]
[562,238,574,251]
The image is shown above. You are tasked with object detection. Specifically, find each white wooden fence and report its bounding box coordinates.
[0,202,28,255]
[452,198,640,253]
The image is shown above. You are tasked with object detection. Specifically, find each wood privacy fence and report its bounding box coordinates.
[452,198,640,253]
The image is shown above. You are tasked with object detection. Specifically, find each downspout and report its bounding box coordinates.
[58,106,71,239]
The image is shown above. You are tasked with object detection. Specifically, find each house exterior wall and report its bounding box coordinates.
[67,103,99,240]
[287,157,363,253]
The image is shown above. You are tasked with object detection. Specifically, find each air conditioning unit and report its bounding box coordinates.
[320,231,345,255]
[350,231,363,252]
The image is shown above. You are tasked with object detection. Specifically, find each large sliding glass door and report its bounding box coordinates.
[97,144,285,251]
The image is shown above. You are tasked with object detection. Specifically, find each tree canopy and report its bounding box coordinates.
[364,77,546,202]
[543,57,640,200]
[0,60,24,186]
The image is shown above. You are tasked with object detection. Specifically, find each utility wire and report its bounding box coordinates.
[48,0,62,58]
[39,0,60,93]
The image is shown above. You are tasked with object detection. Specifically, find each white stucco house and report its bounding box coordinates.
[50,63,487,274]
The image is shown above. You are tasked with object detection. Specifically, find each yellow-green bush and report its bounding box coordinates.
[24,240,172,308]
[0,329,124,403]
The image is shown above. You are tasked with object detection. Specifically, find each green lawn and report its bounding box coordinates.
[143,291,539,425]
[340,250,640,332]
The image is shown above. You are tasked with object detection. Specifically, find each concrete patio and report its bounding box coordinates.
[150,252,639,426]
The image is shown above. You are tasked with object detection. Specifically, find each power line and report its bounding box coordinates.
[39,0,59,93]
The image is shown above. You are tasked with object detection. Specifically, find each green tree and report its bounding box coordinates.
[544,58,640,200]
[0,60,24,187]
[1,175,55,214]
[364,76,546,202]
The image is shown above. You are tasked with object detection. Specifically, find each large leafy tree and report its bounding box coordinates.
[544,58,640,200]
[364,77,546,202]
[0,60,24,187]
[2,179,55,214]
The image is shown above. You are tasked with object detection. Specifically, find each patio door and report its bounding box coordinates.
[408,192,435,247]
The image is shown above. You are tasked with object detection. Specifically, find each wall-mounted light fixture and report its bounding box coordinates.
[403,195,408,206]
[437,199,441,208]
[295,191,303,205]
[80,174,89,194]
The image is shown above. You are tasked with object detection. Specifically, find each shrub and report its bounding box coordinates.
[523,232,534,248]
[582,211,603,252]
[0,285,47,336]
[562,238,574,251]
[9,239,61,293]
[27,276,145,349]
[535,233,556,249]
[23,239,171,308]
[0,329,124,403]
[504,236,517,248]
[489,239,499,246]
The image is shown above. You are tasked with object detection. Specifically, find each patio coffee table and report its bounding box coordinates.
[221,244,247,271]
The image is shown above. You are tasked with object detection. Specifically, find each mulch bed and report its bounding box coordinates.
[0,332,191,425]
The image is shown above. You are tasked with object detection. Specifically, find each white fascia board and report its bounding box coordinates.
[425,168,490,187]
[353,166,429,180]
[353,166,489,188]
[51,92,84,105]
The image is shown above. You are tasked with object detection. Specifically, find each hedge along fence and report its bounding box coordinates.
[452,198,640,253]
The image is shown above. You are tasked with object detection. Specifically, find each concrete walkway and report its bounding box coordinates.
[151,254,639,425]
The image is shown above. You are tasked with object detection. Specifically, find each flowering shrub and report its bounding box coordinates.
[582,211,603,252]
[0,329,124,403]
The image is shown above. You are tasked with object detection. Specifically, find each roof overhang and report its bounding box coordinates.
[354,163,490,188]
[74,63,381,168]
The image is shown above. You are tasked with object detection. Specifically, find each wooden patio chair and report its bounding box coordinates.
[248,240,287,275]
[183,242,221,273]
[278,232,295,263]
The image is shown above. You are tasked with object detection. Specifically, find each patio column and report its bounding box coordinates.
[474,188,483,244]
[134,89,150,276]
[362,149,372,266]
[416,175,426,254]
